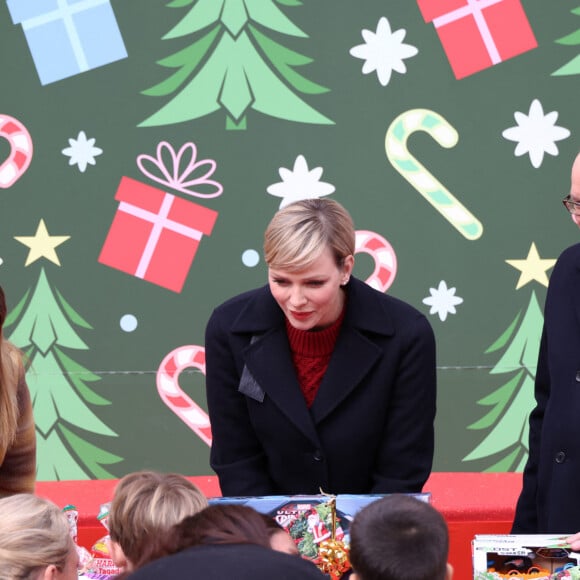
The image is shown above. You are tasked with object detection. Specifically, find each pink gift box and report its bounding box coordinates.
[416,0,537,79]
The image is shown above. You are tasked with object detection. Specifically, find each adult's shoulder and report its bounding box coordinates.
[349,277,427,321]
[346,277,431,338]
[206,285,281,334]
[210,285,269,316]
[555,242,580,267]
[127,544,326,579]
[546,242,580,286]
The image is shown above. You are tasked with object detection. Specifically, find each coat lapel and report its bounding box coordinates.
[243,328,321,445]
[310,277,394,424]
[309,328,382,424]
[230,279,394,441]
[232,287,321,446]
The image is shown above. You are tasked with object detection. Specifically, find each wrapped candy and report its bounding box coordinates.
[97,502,111,531]
[62,504,94,574]
[82,502,121,578]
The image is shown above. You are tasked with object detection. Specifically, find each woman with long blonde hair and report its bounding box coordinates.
[0,285,35,495]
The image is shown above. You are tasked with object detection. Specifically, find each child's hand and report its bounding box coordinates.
[565,532,580,551]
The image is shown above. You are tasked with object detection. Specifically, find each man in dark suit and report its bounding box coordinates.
[513,153,580,536]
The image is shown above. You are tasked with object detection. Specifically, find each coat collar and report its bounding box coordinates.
[230,276,396,336]
[231,278,395,442]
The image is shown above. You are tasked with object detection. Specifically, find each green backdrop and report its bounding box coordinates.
[1,0,579,480]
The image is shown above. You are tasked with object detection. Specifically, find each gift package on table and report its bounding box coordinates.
[472,534,580,579]
[211,493,430,579]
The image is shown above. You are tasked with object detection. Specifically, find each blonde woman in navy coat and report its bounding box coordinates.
[205,199,437,497]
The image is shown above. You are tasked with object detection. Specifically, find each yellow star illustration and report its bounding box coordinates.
[505,242,556,290]
[14,219,70,267]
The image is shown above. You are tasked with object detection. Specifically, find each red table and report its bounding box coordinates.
[36,472,522,579]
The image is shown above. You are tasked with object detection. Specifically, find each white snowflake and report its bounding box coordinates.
[62,131,103,172]
[349,16,418,87]
[267,155,335,208]
[422,280,463,322]
[502,99,570,169]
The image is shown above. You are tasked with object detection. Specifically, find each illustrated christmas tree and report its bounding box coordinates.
[9,220,122,480]
[463,244,555,471]
[140,0,333,130]
[552,6,580,76]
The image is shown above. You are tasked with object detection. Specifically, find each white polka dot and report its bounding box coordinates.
[242,249,260,268]
[120,314,138,332]
[0,257,3,266]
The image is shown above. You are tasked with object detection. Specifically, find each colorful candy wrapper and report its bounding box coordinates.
[79,502,120,578]
[62,504,93,574]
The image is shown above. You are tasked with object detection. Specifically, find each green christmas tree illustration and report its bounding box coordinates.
[140,0,333,130]
[463,244,555,471]
[552,7,580,76]
[463,291,543,471]
[5,268,122,480]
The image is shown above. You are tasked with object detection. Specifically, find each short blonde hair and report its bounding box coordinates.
[264,199,355,271]
[108,470,208,566]
[0,494,74,580]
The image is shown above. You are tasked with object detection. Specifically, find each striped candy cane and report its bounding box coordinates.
[385,109,483,240]
[156,345,212,446]
[355,230,397,293]
[0,115,33,189]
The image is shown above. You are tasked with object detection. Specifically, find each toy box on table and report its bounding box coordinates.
[473,534,580,579]
[211,493,430,578]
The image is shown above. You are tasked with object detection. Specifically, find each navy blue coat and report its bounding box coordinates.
[513,243,580,533]
[205,276,436,497]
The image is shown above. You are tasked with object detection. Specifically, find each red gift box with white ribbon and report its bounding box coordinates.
[416,0,537,79]
[98,142,221,293]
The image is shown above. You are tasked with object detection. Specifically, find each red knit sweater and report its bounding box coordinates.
[285,308,346,408]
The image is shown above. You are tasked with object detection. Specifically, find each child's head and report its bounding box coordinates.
[349,494,452,580]
[107,470,208,571]
[119,503,301,572]
[166,504,299,556]
[169,504,277,551]
[0,493,79,580]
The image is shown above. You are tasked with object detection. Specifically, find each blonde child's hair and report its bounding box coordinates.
[108,470,208,567]
[0,493,74,580]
